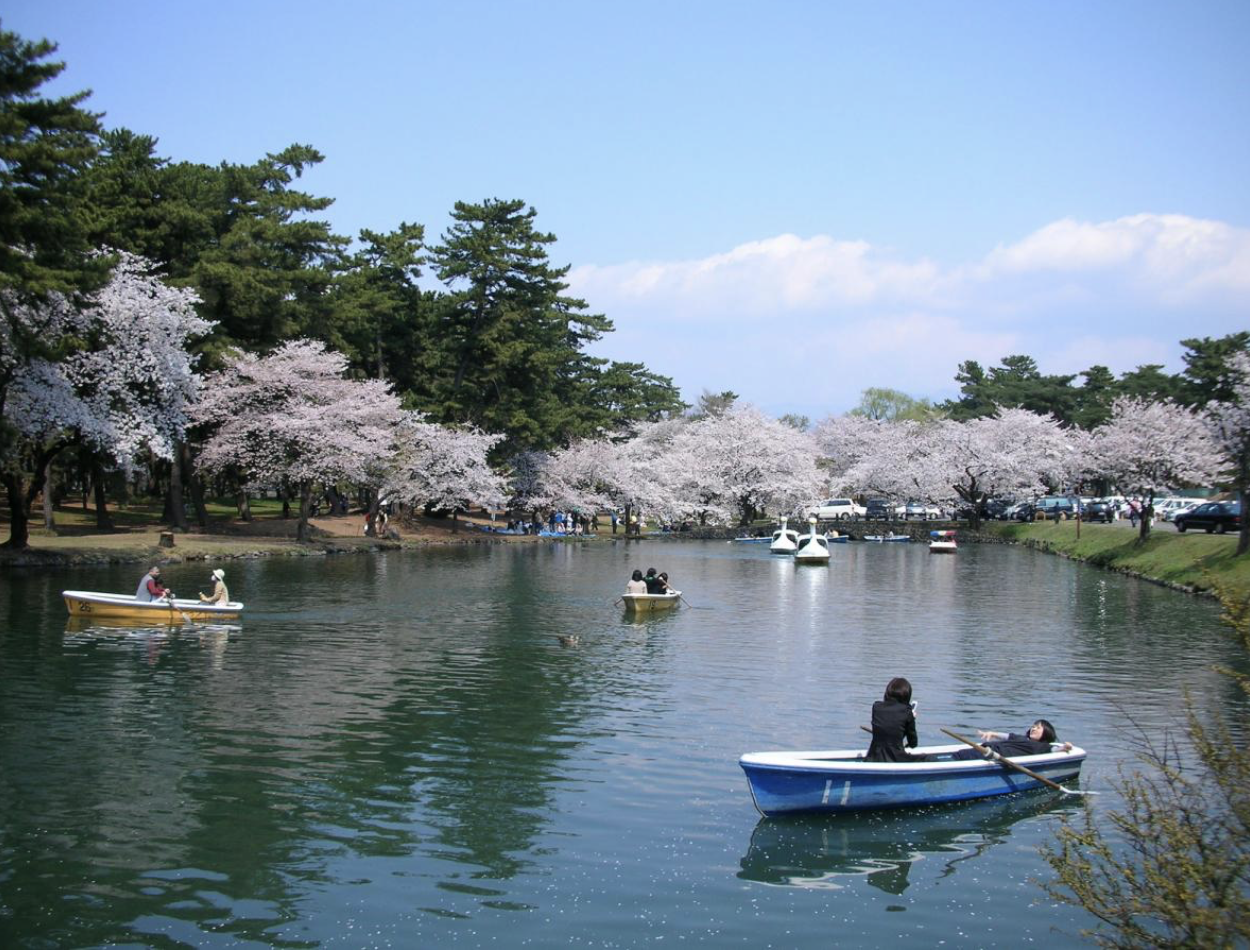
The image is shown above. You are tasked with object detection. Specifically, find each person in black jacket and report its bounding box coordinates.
[865,677,924,762]
[950,719,1071,759]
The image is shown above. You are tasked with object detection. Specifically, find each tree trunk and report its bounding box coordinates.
[2,472,30,549]
[91,458,113,530]
[297,481,313,542]
[42,460,55,531]
[167,443,189,532]
[236,488,252,521]
[1238,487,1248,557]
[183,442,208,529]
[1138,496,1154,542]
[3,440,67,549]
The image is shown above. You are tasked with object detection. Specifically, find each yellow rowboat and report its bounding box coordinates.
[63,590,244,622]
[621,591,682,613]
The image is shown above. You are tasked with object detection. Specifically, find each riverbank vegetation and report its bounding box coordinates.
[985,521,1250,596]
[1042,582,1250,946]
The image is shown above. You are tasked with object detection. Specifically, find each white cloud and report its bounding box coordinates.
[574,214,1250,418]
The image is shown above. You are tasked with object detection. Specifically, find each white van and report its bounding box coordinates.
[806,498,866,521]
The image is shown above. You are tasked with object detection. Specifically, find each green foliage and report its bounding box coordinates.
[690,389,738,419]
[1179,333,1250,407]
[327,223,427,381]
[942,336,1250,430]
[424,197,670,454]
[82,136,348,360]
[1041,582,1250,947]
[0,24,106,300]
[944,354,1079,422]
[849,386,938,422]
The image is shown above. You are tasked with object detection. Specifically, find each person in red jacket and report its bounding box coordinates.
[134,566,173,602]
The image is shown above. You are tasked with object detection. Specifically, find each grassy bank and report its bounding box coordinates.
[982,520,1250,596]
[0,500,517,568]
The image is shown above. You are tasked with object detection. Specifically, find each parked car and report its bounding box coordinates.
[1082,500,1114,523]
[864,498,893,521]
[807,498,866,520]
[1016,496,1079,521]
[1160,499,1203,522]
[893,500,940,520]
[1174,500,1241,534]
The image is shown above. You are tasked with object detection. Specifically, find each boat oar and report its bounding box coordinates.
[940,728,1094,796]
[164,595,193,625]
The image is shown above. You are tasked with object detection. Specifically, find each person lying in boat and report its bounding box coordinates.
[199,568,229,605]
[626,570,648,594]
[135,566,173,602]
[865,677,925,762]
[948,719,1073,759]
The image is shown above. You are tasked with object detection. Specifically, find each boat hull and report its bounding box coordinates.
[621,591,681,613]
[739,744,1086,815]
[63,590,244,622]
[929,542,957,553]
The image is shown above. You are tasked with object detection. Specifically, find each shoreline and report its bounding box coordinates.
[4,517,1244,600]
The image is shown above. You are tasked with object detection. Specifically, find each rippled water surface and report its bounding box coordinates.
[0,539,1242,947]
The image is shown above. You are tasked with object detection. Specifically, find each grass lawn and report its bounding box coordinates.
[987,520,1250,596]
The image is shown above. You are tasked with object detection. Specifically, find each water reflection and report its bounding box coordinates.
[0,542,1239,947]
[63,618,241,668]
[738,792,1080,893]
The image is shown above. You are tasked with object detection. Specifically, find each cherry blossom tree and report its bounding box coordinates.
[383,413,508,529]
[1207,352,1250,555]
[192,339,403,542]
[931,409,1081,528]
[540,438,626,514]
[817,409,1081,528]
[665,405,825,525]
[2,253,209,548]
[1089,396,1223,541]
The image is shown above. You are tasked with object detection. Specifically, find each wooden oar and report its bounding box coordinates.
[164,595,194,625]
[941,728,1094,796]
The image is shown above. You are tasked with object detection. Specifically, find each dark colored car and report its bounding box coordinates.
[1082,500,1113,523]
[1016,496,1078,521]
[864,498,893,521]
[1174,501,1241,534]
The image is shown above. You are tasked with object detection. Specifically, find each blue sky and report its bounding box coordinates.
[7,1,1249,419]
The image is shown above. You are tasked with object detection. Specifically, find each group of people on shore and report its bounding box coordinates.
[865,676,1072,762]
[625,567,672,595]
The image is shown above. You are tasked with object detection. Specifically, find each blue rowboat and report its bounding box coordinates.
[739,743,1086,815]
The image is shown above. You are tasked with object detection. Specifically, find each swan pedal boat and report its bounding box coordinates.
[739,742,1086,815]
[63,590,245,622]
[621,590,682,613]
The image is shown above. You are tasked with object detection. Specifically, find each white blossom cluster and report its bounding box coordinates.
[3,252,210,466]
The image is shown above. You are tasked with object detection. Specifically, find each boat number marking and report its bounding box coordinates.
[822,779,832,804]
[840,781,851,806]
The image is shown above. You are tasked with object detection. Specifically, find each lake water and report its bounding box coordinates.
[0,539,1242,947]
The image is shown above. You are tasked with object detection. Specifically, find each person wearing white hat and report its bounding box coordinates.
[199,568,229,605]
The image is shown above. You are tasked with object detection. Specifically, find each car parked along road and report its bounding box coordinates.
[807,498,866,521]
[1174,500,1241,534]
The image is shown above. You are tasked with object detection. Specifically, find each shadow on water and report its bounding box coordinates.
[738,791,1081,894]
